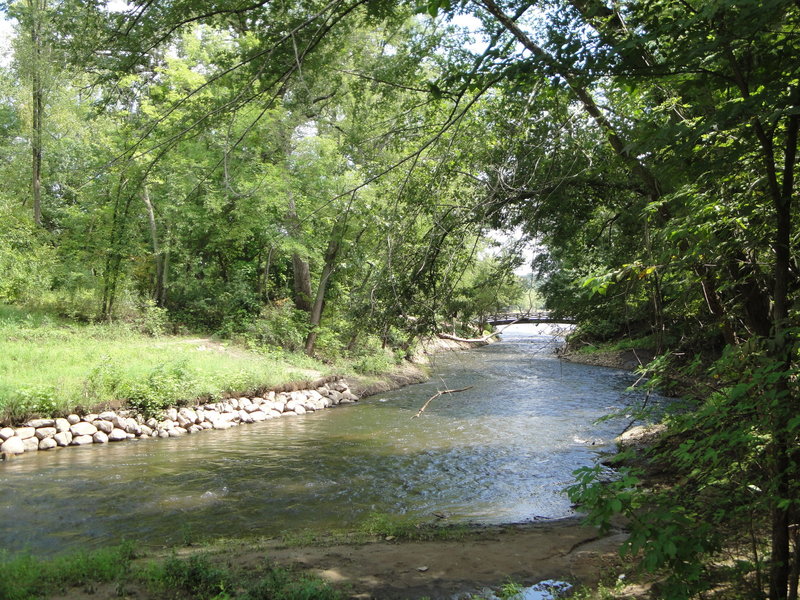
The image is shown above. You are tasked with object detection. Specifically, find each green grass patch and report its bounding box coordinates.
[0,304,334,422]
[0,543,136,600]
[0,544,342,600]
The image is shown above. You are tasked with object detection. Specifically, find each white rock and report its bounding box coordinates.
[146,417,158,429]
[83,413,99,423]
[22,437,39,451]
[159,419,175,431]
[293,406,306,415]
[15,427,36,440]
[126,432,135,439]
[213,421,233,430]
[238,410,253,423]
[99,411,117,421]
[35,427,57,440]
[92,431,109,444]
[39,437,57,450]
[71,434,94,446]
[125,418,140,434]
[269,410,282,418]
[230,398,240,409]
[55,418,70,433]
[0,427,16,440]
[188,424,203,433]
[283,411,298,417]
[70,422,97,437]
[200,421,213,430]
[108,429,128,442]
[177,413,193,427]
[66,414,81,425]
[112,415,127,430]
[166,408,178,421]
[54,432,72,446]
[139,425,153,436]
[1,436,25,455]
[26,418,55,428]
[157,430,170,438]
[94,420,114,434]
[250,411,268,422]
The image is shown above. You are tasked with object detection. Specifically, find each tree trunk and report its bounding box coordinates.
[287,196,313,312]
[141,185,165,306]
[29,0,44,226]
[304,238,340,355]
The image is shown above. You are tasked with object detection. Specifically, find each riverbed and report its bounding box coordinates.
[0,324,652,557]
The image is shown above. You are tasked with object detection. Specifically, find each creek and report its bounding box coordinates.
[0,324,653,557]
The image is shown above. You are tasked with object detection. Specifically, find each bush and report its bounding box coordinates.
[242,303,309,353]
[121,360,193,417]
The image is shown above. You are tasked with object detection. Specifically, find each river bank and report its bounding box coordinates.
[2,519,631,600]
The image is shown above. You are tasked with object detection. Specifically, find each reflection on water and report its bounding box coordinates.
[0,324,653,556]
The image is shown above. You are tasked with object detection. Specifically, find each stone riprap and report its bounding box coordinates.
[0,379,357,458]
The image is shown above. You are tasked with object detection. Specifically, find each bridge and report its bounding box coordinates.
[483,311,576,326]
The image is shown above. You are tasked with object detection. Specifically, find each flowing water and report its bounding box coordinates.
[0,324,652,557]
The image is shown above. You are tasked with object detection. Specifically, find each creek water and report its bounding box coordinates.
[0,324,651,557]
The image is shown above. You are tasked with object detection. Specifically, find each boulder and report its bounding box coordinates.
[176,413,193,427]
[99,411,117,421]
[212,421,233,430]
[94,420,114,434]
[54,432,73,446]
[92,431,109,444]
[22,437,39,452]
[66,414,81,425]
[1,436,25,455]
[39,438,57,450]
[249,411,268,422]
[199,421,213,430]
[139,425,153,437]
[293,405,306,415]
[108,429,128,442]
[83,413,99,423]
[34,427,57,440]
[238,410,253,423]
[15,427,36,440]
[168,427,187,437]
[165,408,178,421]
[0,427,16,441]
[146,418,158,429]
[188,425,203,434]
[70,422,97,437]
[71,435,94,446]
[55,418,70,433]
[157,430,170,439]
[26,418,55,428]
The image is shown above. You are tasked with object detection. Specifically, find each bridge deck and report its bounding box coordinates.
[483,312,576,326]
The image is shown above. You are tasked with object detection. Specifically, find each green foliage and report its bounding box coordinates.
[145,554,233,599]
[121,360,193,417]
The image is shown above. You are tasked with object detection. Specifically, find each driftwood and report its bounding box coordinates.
[436,319,522,344]
[411,386,474,418]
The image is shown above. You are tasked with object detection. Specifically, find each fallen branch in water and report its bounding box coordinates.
[411,386,474,418]
[436,319,522,344]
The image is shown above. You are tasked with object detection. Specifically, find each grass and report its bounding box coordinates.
[0,544,342,600]
[0,304,334,422]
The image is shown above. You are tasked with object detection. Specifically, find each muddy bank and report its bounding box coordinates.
[50,521,628,600]
[560,347,654,371]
